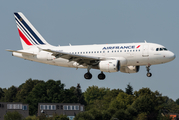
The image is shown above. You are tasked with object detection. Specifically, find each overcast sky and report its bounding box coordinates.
[1,1,178,100]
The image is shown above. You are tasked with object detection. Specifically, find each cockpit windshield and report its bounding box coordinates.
[156,48,168,51]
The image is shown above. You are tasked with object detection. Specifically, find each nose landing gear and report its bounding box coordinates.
[146,66,152,77]
[84,65,106,80]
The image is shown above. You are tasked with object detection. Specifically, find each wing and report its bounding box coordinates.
[41,49,105,66]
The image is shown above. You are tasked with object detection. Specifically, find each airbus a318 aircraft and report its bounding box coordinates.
[7,12,175,80]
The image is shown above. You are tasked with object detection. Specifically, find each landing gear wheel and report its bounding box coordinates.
[84,72,92,79]
[98,72,106,80]
[147,72,152,77]
[146,65,152,77]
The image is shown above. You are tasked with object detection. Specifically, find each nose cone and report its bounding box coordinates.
[167,51,176,61]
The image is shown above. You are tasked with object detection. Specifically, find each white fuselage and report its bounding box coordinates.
[13,42,175,70]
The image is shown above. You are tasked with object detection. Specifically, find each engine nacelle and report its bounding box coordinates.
[120,66,140,73]
[99,60,120,73]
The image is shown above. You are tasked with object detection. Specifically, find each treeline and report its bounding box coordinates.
[0,79,179,120]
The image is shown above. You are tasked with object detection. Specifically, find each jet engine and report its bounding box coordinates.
[120,66,140,73]
[99,60,120,73]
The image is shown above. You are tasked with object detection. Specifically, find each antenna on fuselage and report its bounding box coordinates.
[144,40,147,43]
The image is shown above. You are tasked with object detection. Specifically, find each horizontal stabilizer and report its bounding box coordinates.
[6,49,35,55]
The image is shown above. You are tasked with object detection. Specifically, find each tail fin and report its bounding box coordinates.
[14,12,50,50]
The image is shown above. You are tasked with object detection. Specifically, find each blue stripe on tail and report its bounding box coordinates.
[14,13,45,45]
[15,18,36,45]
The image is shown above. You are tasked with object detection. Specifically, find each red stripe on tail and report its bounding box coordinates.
[18,29,32,45]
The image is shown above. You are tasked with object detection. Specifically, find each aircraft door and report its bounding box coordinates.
[142,44,149,57]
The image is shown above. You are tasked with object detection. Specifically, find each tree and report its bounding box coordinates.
[0,87,4,100]
[161,96,179,113]
[88,108,103,120]
[53,114,69,120]
[137,113,147,120]
[101,89,123,110]
[84,86,109,105]
[176,98,179,105]
[26,80,65,115]
[125,83,133,95]
[4,111,23,120]
[111,109,129,120]
[110,92,134,110]
[24,115,38,120]
[16,78,44,102]
[132,95,155,113]
[132,88,165,120]
[2,85,18,102]
[74,111,95,120]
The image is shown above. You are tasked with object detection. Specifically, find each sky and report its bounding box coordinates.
[1,1,178,100]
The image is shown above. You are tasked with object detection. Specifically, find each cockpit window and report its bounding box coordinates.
[163,48,167,50]
[156,48,168,51]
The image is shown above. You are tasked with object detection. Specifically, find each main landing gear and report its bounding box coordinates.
[84,72,92,79]
[84,66,106,80]
[84,66,92,79]
[146,66,152,77]
[98,72,106,80]
[84,71,106,80]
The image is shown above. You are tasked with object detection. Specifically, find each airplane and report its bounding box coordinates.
[7,12,175,80]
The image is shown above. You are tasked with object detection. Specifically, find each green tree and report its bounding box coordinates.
[24,115,38,120]
[74,111,95,120]
[132,95,155,113]
[84,86,109,105]
[100,107,118,120]
[53,114,69,120]
[88,108,103,120]
[26,79,79,115]
[0,87,4,100]
[176,98,179,105]
[101,89,123,110]
[3,85,18,102]
[132,88,165,120]
[125,83,133,95]
[110,92,134,110]
[111,109,129,120]
[16,78,44,103]
[4,111,23,120]
[125,106,137,118]
[161,96,179,113]
[137,112,147,120]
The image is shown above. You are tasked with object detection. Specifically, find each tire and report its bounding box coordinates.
[147,73,152,77]
[84,72,92,79]
[98,73,105,80]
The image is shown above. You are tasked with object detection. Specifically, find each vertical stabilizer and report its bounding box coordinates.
[14,12,50,50]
